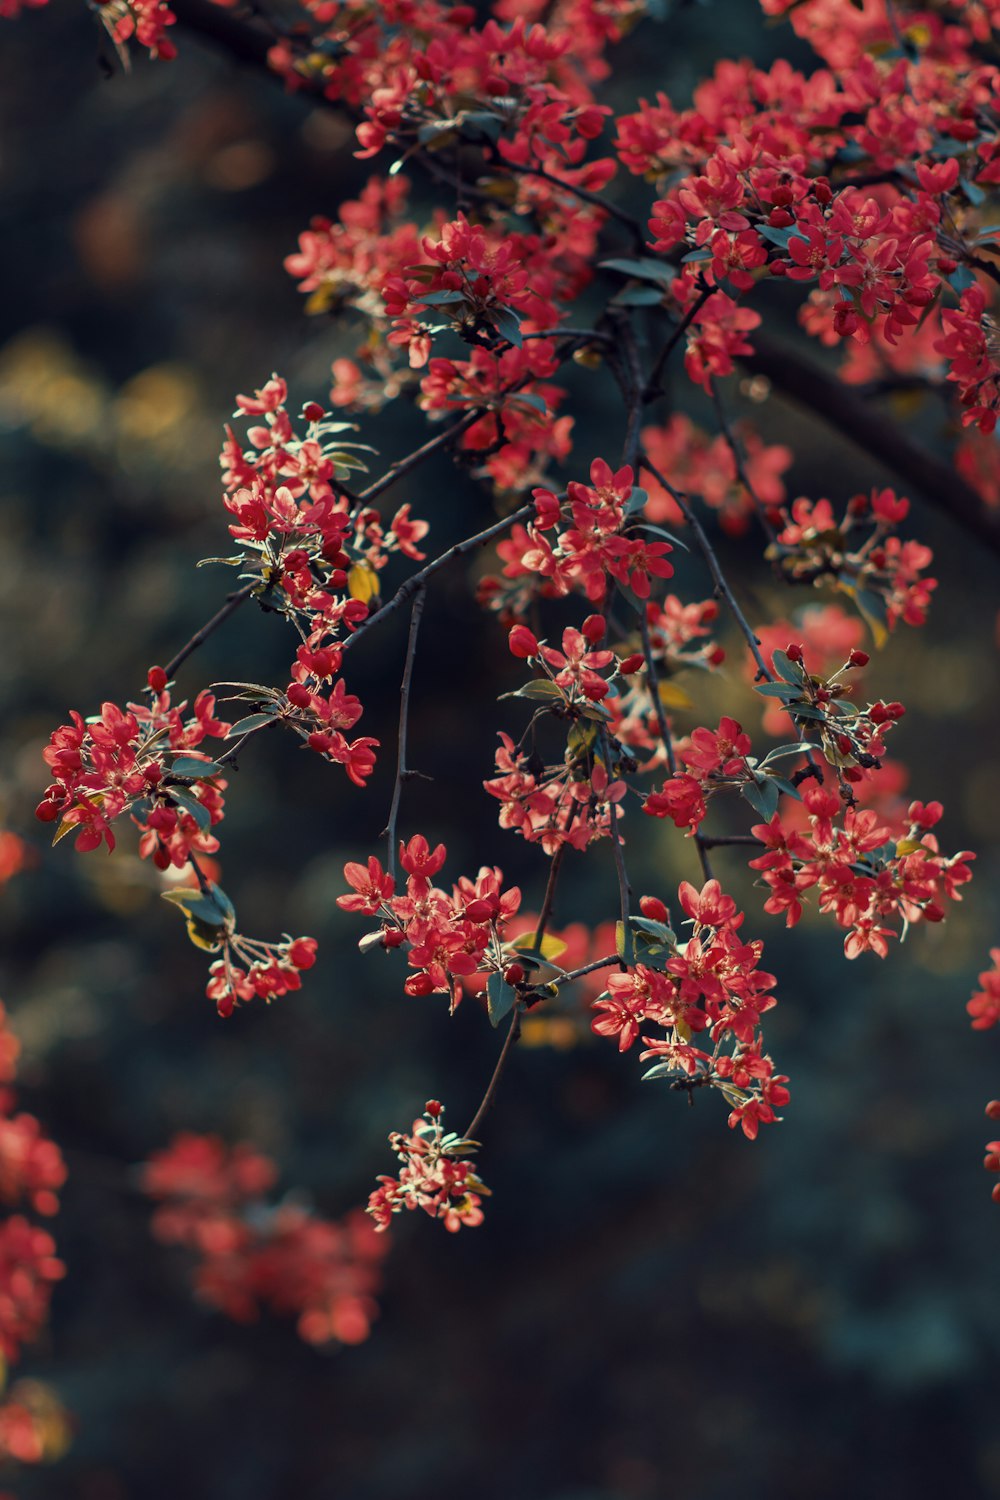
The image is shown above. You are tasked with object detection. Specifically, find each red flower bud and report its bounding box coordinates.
[986,1101,1000,1121]
[303,401,325,422]
[147,666,168,693]
[286,683,313,709]
[707,646,726,667]
[618,653,645,675]
[582,614,606,644]
[639,895,669,923]
[785,642,803,662]
[503,963,525,985]
[848,650,870,667]
[425,1100,443,1117]
[508,625,540,659]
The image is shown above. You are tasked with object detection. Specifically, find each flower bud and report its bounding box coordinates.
[286,683,313,709]
[618,653,645,675]
[582,614,607,644]
[848,650,870,667]
[147,666,168,693]
[508,625,540,659]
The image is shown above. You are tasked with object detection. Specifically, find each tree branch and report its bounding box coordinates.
[740,332,1000,559]
[382,585,426,881]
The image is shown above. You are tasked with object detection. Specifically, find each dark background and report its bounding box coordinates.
[2,3,1000,1497]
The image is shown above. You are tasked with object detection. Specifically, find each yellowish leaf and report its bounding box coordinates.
[348,562,380,604]
[658,680,694,711]
[510,931,568,962]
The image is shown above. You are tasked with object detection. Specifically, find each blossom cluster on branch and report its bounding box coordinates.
[9,0,1000,1421]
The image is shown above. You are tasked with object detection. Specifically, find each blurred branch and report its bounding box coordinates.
[739,333,1000,560]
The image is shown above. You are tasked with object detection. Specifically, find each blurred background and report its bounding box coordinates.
[2,3,1000,1497]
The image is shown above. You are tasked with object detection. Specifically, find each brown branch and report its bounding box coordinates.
[357,407,489,505]
[639,454,774,683]
[163,583,256,679]
[464,1003,522,1142]
[344,501,535,654]
[382,585,426,881]
[740,332,1000,560]
[645,282,713,401]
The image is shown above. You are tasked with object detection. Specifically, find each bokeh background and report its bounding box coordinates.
[2,3,1000,1497]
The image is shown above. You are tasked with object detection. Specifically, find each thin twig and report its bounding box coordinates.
[163,584,256,679]
[708,378,778,546]
[357,407,488,504]
[344,502,534,654]
[638,610,677,776]
[382,585,426,881]
[644,283,713,401]
[504,162,645,247]
[697,834,765,850]
[739,331,1000,560]
[601,728,632,935]
[639,454,774,683]
[464,1004,522,1142]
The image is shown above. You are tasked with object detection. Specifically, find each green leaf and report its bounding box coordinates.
[755,682,801,700]
[416,289,467,307]
[599,257,676,285]
[628,915,676,947]
[490,306,523,348]
[196,555,246,568]
[162,884,234,931]
[615,286,666,306]
[615,920,636,965]
[630,521,688,550]
[511,680,565,702]
[567,720,598,759]
[168,789,212,833]
[487,972,517,1028]
[771,649,806,685]
[760,742,817,765]
[169,756,223,781]
[508,392,548,415]
[227,712,279,737]
[854,588,889,648]
[741,778,780,820]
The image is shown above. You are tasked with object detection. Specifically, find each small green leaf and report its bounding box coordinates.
[599,257,676,285]
[168,789,212,833]
[227,712,279,737]
[490,306,523,348]
[162,885,234,930]
[615,286,667,306]
[487,972,517,1027]
[512,680,565,702]
[771,649,806,685]
[741,778,780,820]
[169,757,223,781]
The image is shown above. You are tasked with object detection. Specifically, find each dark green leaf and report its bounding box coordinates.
[741,778,780,820]
[169,757,223,781]
[599,257,676,285]
[487,972,517,1027]
[226,712,279,737]
[168,789,212,833]
[490,306,523,348]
